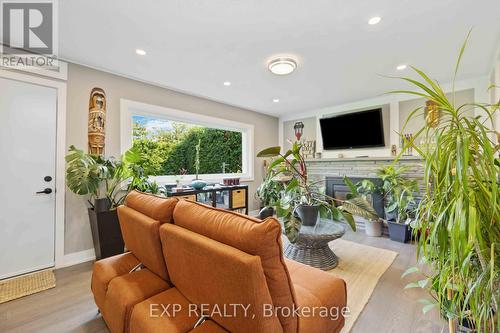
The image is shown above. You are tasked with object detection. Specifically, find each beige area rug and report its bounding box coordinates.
[0,270,56,304]
[328,239,398,333]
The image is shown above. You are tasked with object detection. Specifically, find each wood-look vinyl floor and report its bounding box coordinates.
[0,229,447,333]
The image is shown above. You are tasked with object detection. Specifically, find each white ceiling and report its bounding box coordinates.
[59,0,500,117]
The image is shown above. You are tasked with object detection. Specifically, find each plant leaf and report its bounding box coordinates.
[257,146,281,157]
[401,266,419,278]
[341,211,356,232]
[285,214,301,243]
[342,197,379,221]
[404,282,420,289]
[422,303,437,314]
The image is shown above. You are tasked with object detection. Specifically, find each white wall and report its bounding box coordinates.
[279,76,490,159]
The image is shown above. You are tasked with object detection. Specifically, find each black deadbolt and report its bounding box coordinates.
[44,176,52,182]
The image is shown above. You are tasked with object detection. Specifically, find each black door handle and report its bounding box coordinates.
[36,188,53,194]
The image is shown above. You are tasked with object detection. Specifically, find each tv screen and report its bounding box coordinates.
[319,108,385,150]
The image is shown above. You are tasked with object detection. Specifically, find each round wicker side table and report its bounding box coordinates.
[283,219,346,271]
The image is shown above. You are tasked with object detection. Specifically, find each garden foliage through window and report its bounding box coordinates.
[132,115,243,176]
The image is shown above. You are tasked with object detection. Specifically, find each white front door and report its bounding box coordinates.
[0,77,57,280]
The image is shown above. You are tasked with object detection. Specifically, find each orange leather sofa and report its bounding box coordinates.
[91,191,347,333]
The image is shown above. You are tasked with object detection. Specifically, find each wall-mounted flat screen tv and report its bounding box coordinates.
[319,108,385,150]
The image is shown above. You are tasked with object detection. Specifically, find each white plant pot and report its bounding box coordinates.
[364,220,383,237]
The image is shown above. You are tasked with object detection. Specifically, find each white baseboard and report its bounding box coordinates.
[58,248,96,268]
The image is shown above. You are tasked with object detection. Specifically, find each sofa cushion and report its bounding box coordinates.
[130,287,198,333]
[117,206,170,280]
[91,252,140,310]
[124,190,178,224]
[160,223,283,333]
[285,259,347,333]
[103,268,171,333]
[172,200,297,333]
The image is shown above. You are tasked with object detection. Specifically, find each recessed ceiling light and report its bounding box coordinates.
[273,98,280,103]
[268,58,297,75]
[223,81,231,86]
[396,64,407,70]
[368,16,382,25]
[135,49,146,56]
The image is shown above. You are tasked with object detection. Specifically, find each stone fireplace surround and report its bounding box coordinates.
[306,156,424,232]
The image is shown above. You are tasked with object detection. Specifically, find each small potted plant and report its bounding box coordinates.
[387,183,417,243]
[344,177,383,236]
[191,139,207,189]
[377,165,412,220]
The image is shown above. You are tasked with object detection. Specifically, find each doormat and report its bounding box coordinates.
[0,270,56,304]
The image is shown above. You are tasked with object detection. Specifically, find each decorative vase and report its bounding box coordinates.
[295,205,319,226]
[364,220,383,237]
[191,179,207,190]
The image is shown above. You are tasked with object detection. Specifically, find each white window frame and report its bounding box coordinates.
[120,99,254,183]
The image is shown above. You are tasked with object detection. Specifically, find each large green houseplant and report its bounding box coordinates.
[257,141,380,242]
[397,33,499,332]
[65,145,161,259]
[66,145,161,209]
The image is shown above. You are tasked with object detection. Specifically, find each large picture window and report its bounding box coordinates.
[132,115,243,176]
[120,100,254,181]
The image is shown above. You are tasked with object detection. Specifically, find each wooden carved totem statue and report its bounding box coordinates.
[425,100,440,128]
[88,88,106,155]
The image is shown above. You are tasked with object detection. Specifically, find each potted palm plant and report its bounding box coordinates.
[397,33,499,332]
[257,141,380,242]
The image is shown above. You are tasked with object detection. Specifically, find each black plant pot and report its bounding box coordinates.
[295,205,319,226]
[88,208,124,260]
[94,197,111,213]
[387,220,411,243]
[258,206,275,219]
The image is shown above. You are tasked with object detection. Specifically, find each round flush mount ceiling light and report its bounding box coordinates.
[396,64,407,70]
[273,98,280,103]
[368,16,382,25]
[135,49,146,56]
[268,58,297,75]
[223,81,232,86]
